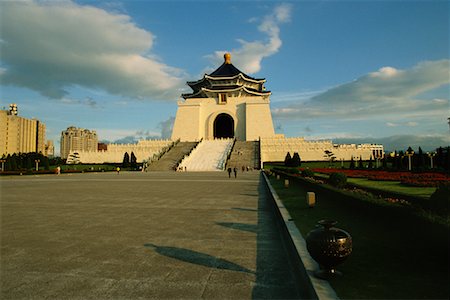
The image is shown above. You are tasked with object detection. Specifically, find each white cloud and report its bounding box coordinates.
[60,97,98,108]
[386,121,418,127]
[305,132,365,141]
[96,128,161,143]
[0,0,185,100]
[273,60,450,121]
[370,66,401,78]
[271,89,325,103]
[157,116,175,139]
[386,122,398,127]
[206,3,292,74]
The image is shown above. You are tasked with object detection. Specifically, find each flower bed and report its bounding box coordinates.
[311,168,450,187]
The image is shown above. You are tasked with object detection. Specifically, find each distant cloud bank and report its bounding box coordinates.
[273,59,450,120]
[0,0,185,100]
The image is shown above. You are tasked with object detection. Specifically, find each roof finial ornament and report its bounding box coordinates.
[224,53,231,64]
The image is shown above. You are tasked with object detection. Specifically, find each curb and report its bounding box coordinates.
[262,172,339,300]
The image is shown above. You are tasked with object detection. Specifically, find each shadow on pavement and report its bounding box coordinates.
[144,243,253,274]
[216,222,258,233]
[231,207,258,212]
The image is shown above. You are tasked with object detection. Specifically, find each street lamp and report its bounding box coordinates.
[0,159,5,172]
[427,152,436,169]
[35,159,40,171]
[405,147,414,171]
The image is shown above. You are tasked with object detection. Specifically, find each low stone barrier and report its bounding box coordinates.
[261,172,339,300]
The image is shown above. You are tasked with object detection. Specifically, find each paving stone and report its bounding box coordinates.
[1,171,304,299]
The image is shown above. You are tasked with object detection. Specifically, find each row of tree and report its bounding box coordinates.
[284,152,301,167]
[0,152,55,171]
[385,146,449,171]
[122,152,138,168]
[283,146,450,172]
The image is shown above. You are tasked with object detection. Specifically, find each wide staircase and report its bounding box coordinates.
[179,139,234,171]
[147,142,198,171]
[226,141,260,170]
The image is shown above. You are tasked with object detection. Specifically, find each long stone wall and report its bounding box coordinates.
[261,136,384,163]
[67,139,173,164]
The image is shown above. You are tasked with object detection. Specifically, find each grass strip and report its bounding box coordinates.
[346,177,436,199]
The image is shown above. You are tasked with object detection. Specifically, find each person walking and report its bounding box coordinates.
[116,167,120,174]
[227,167,232,178]
[233,167,237,178]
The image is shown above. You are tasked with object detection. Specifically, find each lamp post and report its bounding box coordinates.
[35,159,40,171]
[0,159,5,172]
[427,152,436,169]
[405,147,414,171]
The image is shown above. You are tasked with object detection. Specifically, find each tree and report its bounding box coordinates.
[123,152,130,168]
[358,156,364,169]
[415,147,425,170]
[324,150,336,166]
[435,147,444,170]
[382,156,387,169]
[391,151,398,170]
[130,152,137,169]
[368,156,373,169]
[398,151,405,170]
[5,154,12,171]
[291,152,301,167]
[25,155,32,170]
[284,152,292,167]
[42,156,50,170]
[350,156,355,169]
[10,154,19,171]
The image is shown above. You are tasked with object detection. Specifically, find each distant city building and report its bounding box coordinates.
[60,126,98,159]
[0,104,46,156]
[45,140,55,157]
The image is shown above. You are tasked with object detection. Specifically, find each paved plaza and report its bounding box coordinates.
[1,171,304,299]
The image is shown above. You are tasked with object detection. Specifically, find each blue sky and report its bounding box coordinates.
[1,0,449,154]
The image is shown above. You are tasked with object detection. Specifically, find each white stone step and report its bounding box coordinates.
[179,139,233,171]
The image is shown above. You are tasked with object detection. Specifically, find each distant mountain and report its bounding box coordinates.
[100,135,161,145]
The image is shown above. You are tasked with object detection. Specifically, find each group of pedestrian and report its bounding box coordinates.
[227,167,238,178]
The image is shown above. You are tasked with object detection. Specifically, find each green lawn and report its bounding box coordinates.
[268,174,449,299]
[347,177,436,199]
[313,172,436,199]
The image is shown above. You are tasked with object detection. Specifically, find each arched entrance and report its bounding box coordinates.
[213,113,234,138]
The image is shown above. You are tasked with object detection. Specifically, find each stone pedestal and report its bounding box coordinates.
[306,192,316,208]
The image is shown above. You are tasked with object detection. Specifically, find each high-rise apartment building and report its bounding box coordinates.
[60,126,98,159]
[0,104,47,156]
[45,140,55,157]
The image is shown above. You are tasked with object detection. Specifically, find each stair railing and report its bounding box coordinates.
[223,138,236,170]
